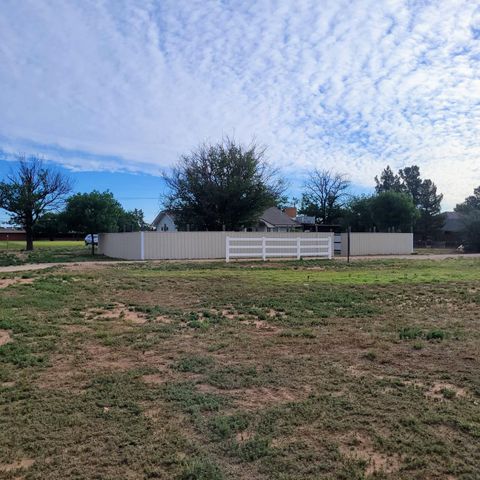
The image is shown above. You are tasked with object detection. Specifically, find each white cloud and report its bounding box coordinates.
[1,0,480,208]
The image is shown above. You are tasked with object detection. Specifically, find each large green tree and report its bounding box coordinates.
[342,196,375,231]
[299,169,350,224]
[163,138,285,231]
[63,191,123,255]
[375,165,443,240]
[0,156,72,250]
[344,192,417,232]
[455,186,480,251]
[117,208,148,232]
[455,186,480,214]
[370,191,418,232]
[374,166,403,194]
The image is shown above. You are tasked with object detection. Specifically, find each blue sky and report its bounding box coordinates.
[1,0,480,223]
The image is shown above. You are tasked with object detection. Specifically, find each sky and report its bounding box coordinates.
[1,0,480,223]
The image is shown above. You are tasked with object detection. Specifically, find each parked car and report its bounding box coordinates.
[84,234,98,246]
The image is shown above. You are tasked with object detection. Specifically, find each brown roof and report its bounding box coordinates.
[259,207,299,227]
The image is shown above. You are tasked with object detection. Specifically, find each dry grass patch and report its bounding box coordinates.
[0,277,34,289]
[338,432,402,476]
[0,329,12,346]
[0,458,35,473]
[85,303,147,325]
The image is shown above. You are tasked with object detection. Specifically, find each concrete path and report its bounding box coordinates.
[0,253,479,274]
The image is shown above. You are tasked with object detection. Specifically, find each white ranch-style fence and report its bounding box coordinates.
[226,236,332,261]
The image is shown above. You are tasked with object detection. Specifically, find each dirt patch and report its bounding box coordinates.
[62,324,91,334]
[339,432,401,475]
[0,329,12,346]
[0,277,34,289]
[425,382,468,400]
[235,430,254,443]
[267,308,286,318]
[86,304,147,324]
[239,318,281,334]
[0,458,34,472]
[156,315,173,324]
[221,309,238,320]
[142,373,168,385]
[37,342,141,391]
[232,385,310,410]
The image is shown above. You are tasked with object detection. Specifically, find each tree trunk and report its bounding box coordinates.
[91,233,95,256]
[25,225,34,251]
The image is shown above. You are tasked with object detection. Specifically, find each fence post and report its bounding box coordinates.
[226,236,230,262]
[347,227,351,263]
[262,237,266,261]
[328,236,332,259]
[296,237,301,260]
[140,231,145,260]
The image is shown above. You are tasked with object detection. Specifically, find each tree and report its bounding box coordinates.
[455,186,480,214]
[461,211,480,252]
[63,191,123,255]
[342,196,375,231]
[375,164,443,239]
[33,212,67,239]
[163,138,285,231]
[374,166,403,194]
[0,156,72,250]
[300,169,350,224]
[370,191,418,232]
[398,166,423,203]
[118,208,148,232]
[415,180,445,241]
[455,186,480,252]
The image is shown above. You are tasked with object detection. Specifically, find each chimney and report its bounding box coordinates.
[284,206,297,219]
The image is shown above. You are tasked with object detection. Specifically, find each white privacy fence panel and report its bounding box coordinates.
[226,236,332,261]
[340,233,413,256]
[98,232,142,260]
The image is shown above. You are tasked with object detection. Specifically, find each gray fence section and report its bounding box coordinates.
[99,231,334,260]
[97,232,142,260]
[340,233,413,256]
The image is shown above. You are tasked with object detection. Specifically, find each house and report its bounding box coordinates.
[439,211,464,247]
[152,211,178,232]
[151,206,300,232]
[249,206,300,232]
[0,228,26,241]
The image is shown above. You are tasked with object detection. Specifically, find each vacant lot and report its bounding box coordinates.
[0,258,479,479]
[0,241,106,267]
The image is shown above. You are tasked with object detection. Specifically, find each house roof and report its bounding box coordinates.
[0,228,26,233]
[152,210,176,227]
[152,206,299,229]
[259,207,299,228]
[442,211,464,233]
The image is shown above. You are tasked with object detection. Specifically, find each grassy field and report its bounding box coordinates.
[0,258,479,479]
[0,241,106,266]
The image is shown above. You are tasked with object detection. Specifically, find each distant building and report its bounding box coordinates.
[151,211,178,232]
[0,228,26,241]
[440,211,464,246]
[151,206,300,232]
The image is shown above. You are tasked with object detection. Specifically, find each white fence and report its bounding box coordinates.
[340,232,413,256]
[226,236,332,261]
[99,231,334,261]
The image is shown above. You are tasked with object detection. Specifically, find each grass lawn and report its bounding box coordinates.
[0,258,479,479]
[0,240,107,266]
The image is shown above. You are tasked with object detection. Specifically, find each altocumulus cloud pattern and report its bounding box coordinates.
[1,0,480,207]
